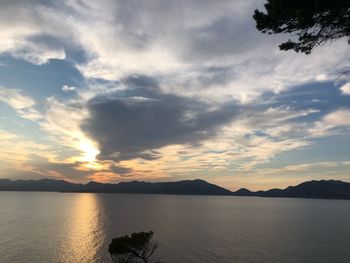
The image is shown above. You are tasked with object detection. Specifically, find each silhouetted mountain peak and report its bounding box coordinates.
[260,180,350,199]
[233,188,253,196]
[0,179,349,199]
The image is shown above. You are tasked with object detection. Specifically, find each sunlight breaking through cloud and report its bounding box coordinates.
[0,0,349,189]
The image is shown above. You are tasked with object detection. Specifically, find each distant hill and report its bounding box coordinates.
[82,179,232,195]
[255,180,350,199]
[0,178,82,192]
[0,178,350,199]
[0,178,231,196]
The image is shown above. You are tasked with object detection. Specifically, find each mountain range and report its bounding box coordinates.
[0,178,350,199]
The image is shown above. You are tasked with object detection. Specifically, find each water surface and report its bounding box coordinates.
[0,192,349,262]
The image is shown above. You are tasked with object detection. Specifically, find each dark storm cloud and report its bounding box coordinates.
[81,75,239,161]
[109,165,132,175]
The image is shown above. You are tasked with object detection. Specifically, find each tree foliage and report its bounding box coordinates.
[109,231,160,263]
[253,0,350,54]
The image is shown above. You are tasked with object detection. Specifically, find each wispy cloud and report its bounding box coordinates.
[0,87,42,120]
[0,0,349,187]
[310,109,350,137]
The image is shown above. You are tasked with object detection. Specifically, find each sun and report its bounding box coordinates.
[79,139,100,163]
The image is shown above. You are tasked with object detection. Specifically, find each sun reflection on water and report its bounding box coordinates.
[61,194,106,263]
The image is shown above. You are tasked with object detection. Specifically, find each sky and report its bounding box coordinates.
[0,0,349,190]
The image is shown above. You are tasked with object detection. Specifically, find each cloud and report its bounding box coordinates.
[0,129,51,166]
[322,109,350,127]
[13,155,143,182]
[62,85,76,92]
[310,109,350,137]
[39,96,97,162]
[22,78,349,181]
[66,0,349,100]
[0,0,349,184]
[0,0,66,64]
[7,42,66,65]
[141,83,350,174]
[0,0,348,93]
[340,83,350,95]
[0,86,42,120]
[0,86,35,109]
[81,75,238,161]
[109,165,132,175]
[271,161,350,173]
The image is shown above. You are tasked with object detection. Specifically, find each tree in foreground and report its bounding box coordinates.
[253,0,350,54]
[109,231,161,263]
